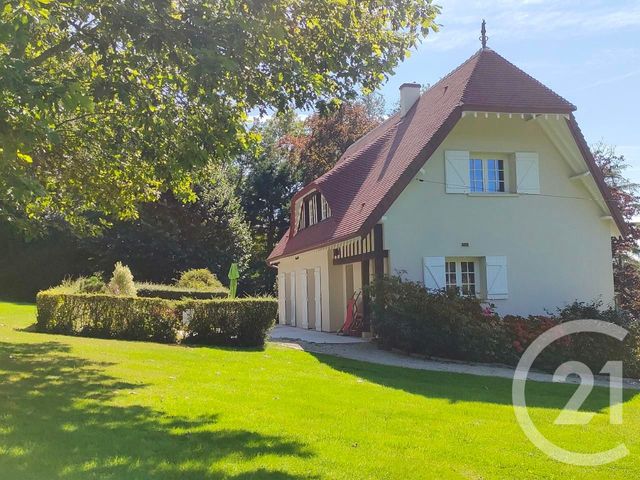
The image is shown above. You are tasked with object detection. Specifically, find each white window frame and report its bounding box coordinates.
[445,257,480,297]
[469,153,510,193]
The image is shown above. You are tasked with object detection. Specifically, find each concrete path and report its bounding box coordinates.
[269,326,640,390]
[269,324,368,344]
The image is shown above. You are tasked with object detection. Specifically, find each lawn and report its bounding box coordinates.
[0,301,638,479]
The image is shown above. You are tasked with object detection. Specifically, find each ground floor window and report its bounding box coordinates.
[445,258,479,297]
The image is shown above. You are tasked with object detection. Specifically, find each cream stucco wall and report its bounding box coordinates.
[276,246,352,332]
[383,115,615,315]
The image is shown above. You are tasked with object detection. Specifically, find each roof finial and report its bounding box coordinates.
[480,19,488,49]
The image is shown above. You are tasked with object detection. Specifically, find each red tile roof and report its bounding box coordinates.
[268,48,625,262]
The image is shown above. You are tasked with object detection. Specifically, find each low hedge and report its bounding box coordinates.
[36,291,277,347]
[136,283,228,300]
[37,292,181,343]
[368,275,640,378]
[182,298,277,347]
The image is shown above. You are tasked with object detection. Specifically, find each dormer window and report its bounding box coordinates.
[296,191,331,233]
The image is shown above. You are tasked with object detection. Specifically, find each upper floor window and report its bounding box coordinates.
[469,156,506,193]
[445,150,540,195]
[296,191,331,233]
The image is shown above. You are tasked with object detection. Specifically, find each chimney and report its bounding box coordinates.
[399,82,421,116]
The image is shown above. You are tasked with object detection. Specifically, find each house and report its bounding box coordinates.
[267,40,626,334]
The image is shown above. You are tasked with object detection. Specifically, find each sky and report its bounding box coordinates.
[377,0,640,183]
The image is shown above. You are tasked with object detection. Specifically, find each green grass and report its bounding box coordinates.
[0,300,639,479]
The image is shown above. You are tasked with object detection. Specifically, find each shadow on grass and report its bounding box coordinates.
[0,341,315,479]
[309,351,639,412]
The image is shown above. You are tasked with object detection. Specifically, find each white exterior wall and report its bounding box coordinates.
[276,247,350,332]
[383,115,615,315]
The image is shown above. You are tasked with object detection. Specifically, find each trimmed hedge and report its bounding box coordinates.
[36,291,277,347]
[37,292,181,343]
[136,283,228,300]
[182,298,278,347]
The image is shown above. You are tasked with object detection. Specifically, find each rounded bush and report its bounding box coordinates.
[176,268,223,289]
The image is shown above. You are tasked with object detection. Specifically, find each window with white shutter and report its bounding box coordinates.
[515,152,540,194]
[445,151,470,193]
[423,257,446,290]
[485,256,508,300]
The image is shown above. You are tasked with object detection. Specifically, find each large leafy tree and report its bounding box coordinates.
[238,111,301,293]
[0,0,439,233]
[593,143,640,315]
[0,162,253,298]
[292,97,385,185]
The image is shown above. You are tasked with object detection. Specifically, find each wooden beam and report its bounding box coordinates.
[361,258,370,332]
[569,171,591,181]
[373,223,384,279]
[333,249,389,266]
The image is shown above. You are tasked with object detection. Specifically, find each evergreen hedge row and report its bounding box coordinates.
[136,283,228,300]
[36,292,277,347]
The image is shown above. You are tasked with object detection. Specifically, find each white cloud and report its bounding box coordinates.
[422,0,640,52]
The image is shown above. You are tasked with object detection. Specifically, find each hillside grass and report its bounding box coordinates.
[0,301,639,479]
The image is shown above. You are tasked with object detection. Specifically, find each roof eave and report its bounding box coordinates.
[566,114,629,237]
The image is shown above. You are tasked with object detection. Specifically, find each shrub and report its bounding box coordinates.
[36,289,276,347]
[37,292,181,342]
[107,262,137,296]
[368,276,504,363]
[77,273,106,294]
[176,268,223,289]
[182,298,277,347]
[368,275,640,378]
[502,315,568,370]
[136,282,228,300]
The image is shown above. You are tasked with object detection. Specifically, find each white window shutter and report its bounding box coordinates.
[445,151,470,193]
[423,257,446,290]
[516,152,540,194]
[486,256,508,300]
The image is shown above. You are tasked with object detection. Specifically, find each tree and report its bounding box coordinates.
[238,113,301,294]
[292,98,385,185]
[86,164,253,285]
[0,0,439,233]
[592,143,640,314]
[0,163,253,298]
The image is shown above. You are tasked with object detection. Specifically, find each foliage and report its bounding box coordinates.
[593,143,640,316]
[107,262,136,297]
[77,273,106,294]
[554,300,640,377]
[502,315,568,370]
[0,167,252,298]
[367,275,505,363]
[0,0,439,233]
[288,98,385,185]
[89,164,253,285]
[237,112,302,294]
[36,289,276,347]
[176,268,222,289]
[369,275,640,378]
[136,282,228,301]
[182,298,277,347]
[36,292,181,343]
